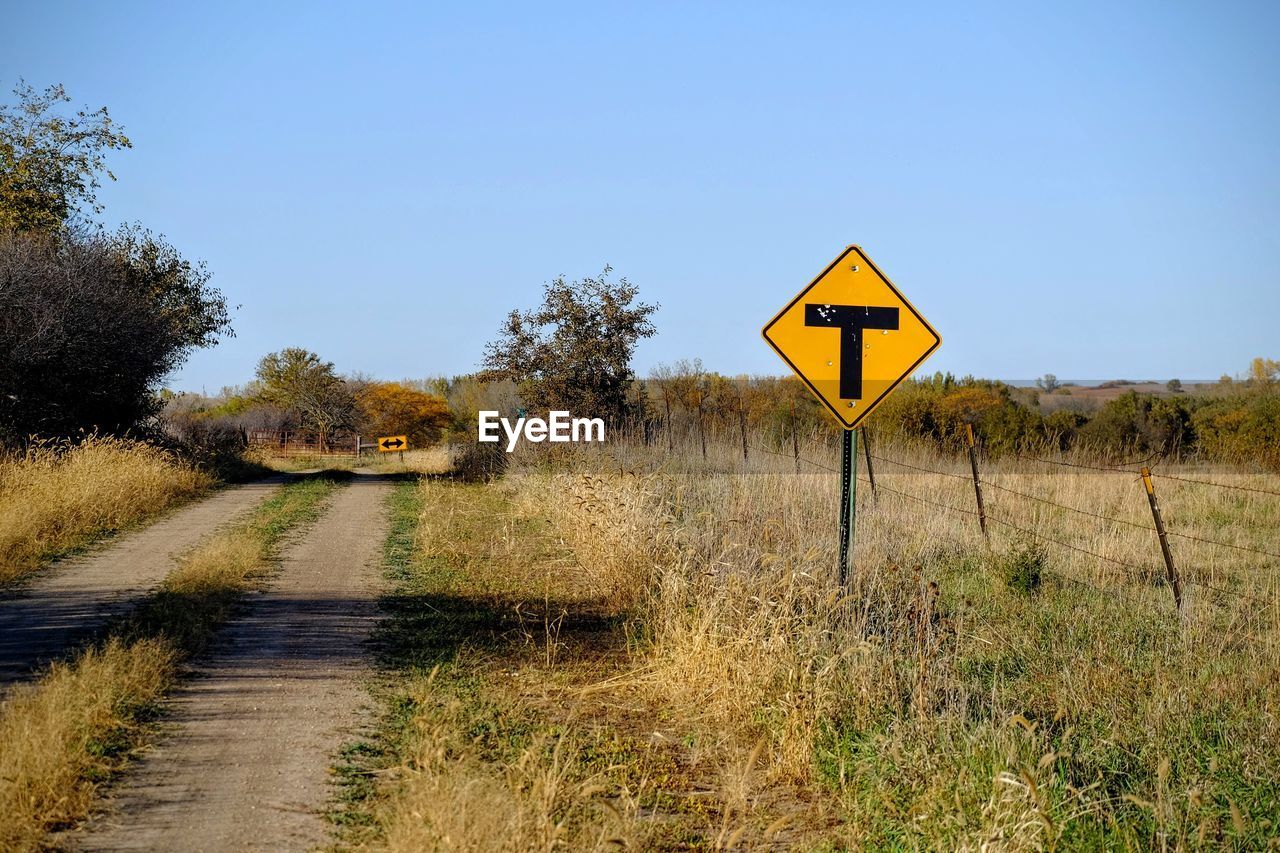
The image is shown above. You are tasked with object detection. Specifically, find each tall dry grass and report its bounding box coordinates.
[363,480,652,852]
[382,675,643,853]
[0,638,175,849]
[0,437,212,586]
[254,446,452,475]
[506,435,1280,849]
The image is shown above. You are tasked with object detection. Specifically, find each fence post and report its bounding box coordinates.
[739,407,748,465]
[965,423,989,541]
[790,400,800,473]
[861,426,878,504]
[1141,467,1183,611]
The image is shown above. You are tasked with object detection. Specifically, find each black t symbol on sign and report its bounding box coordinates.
[804,305,899,400]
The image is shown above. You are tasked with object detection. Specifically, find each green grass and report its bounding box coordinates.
[810,552,1279,850]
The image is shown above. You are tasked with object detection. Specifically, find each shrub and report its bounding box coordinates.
[1002,540,1044,595]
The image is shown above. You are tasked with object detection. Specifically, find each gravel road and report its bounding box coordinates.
[75,472,392,852]
[0,478,284,687]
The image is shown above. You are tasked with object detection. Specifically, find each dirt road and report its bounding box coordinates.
[76,473,392,852]
[0,478,284,687]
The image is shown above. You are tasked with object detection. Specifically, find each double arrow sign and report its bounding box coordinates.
[377,435,408,452]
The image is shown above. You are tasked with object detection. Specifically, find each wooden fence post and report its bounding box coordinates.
[1141,467,1183,611]
[965,423,989,541]
[861,426,878,504]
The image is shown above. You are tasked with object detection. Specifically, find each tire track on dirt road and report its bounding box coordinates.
[75,472,392,853]
[0,477,285,688]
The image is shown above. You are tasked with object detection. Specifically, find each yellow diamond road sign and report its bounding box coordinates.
[763,245,940,430]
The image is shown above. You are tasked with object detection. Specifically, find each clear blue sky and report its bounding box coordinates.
[5,1,1278,390]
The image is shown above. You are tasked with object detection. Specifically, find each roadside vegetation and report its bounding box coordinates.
[0,436,212,587]
[0,474,340,851]
[318,266,1279,849]
[342,435,1278,850]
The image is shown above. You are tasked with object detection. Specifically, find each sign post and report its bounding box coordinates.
[762,246,940,593]
[838,428,857,590]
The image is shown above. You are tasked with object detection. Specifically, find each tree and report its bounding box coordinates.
[1,81,131,232]
[356,382,452,446]
[0,226,231,442]
[482,267,657,427]
[1166,378,1183,394]
[1248,357,1278,386]
[1035,373,1061,393]
[649,363,679,452]
[254,349,355,451]
[668,358,708,459]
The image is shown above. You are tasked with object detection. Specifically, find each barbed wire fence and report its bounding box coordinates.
[626,415,1278,615]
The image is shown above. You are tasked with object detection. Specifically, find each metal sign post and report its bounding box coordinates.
[838,428,857,593]
[761,246,941,593]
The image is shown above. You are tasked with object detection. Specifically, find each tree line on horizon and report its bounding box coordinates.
[2,81,1275,472]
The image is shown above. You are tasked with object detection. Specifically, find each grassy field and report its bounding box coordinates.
[347,437,1278,850]
[0,474,341,852]
[0,437,214,587]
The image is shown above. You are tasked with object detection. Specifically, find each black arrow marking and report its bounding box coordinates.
[382,438,404,448]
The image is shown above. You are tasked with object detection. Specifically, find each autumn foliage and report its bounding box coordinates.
[356,382,452,447]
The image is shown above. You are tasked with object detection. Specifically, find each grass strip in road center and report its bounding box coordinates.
[0,472,346,852]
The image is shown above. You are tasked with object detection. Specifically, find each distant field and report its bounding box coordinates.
[1035,380,1221,413]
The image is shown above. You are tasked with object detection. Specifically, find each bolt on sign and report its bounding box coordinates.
[377,435,408,452]
[762,245,941,430]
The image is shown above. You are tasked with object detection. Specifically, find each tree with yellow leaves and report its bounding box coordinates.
[356,382,452,447]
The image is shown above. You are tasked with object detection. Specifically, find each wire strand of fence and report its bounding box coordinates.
[1179,576,1273,604]
[1152,472,1280,499]
[1046,570,1158,606]
[1160,527,1280,562]
[1005,451,1155,475]
[869,452,972,481]
[747,441,843,474]
[741,435,1275,608]
[867,478,984,518]
[980,477,1157,532]
[983,513,1157,582]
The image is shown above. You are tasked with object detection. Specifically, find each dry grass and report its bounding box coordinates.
[343,437,1278,849]
[380,677,644,853]
[347,480,730,851]
[514,437,1280,849]
[0,437,212,587]
[0,638,175,850]
[255,446,452,476]
[0,475,338,851]
[357,481,641,850]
